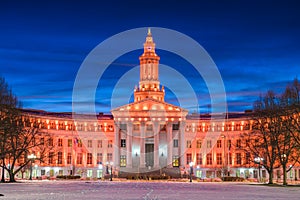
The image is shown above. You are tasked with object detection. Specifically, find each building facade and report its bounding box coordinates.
[2,30,300,182]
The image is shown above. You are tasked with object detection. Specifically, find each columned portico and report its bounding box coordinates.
[166,122,173,167]
[126,123,133,168]
[139,122,146,168]
[153,122,160,168]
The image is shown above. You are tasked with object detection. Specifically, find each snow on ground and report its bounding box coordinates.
[0,180,300,200]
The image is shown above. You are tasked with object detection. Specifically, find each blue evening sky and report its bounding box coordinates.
[0,0,299,114]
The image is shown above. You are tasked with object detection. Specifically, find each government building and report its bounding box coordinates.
[3,30,299,182]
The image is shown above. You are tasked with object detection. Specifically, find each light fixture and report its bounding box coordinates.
[161,152,164,157]
[135,152,138,157]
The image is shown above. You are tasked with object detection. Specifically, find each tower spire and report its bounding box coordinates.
[148,27,151,35]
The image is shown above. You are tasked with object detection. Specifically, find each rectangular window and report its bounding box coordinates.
[48,152,54,164]
[121,139,126,147]
[133,124,139,131]
[67,153,72,164]
[120,155,126,167]
[206,153,212,165]
[58,138,63,147]
[97,140,102,148]
[217,153,222,165]
[227,140,232,149]
[236,139,242,148]
[186,140,192,148]
[207,140,211,148]
[87,153,93,165]
[172,123,179,130]
[77,153,83,165]
[196,153,202,165]
[78,139,82,148]
[48,138,53,146]
[108,140,113,148]
[107,153,113,162]
[88,140,93,148]
[120,124,127,130]
[196,140,202,148]
[160,124,166,131]
[57,152,63,164]
[68,139,72,147]
[173,156,179,167]
[173,139,179,148]
[217,140,222,148]
[146,124,153,131]
[236,153,242,165]
[228,153,232,165]
[186,153,192,165]
[97,153,102,164]
[245,152,250,164]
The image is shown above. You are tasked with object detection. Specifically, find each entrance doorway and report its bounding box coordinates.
[145,144,154,167]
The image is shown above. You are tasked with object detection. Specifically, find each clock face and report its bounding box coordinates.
[147,46,152,50]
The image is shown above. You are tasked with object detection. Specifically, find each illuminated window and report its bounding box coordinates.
[108,140,113,148]
[87,153,93,165]
[57,152,63,164]
[68,139,72,147]
[120,155,126,167]
[196,153,202,165]
[186,140,192,148]
[217,140,222,148]
[206,153,212,165]
[196,140,202,148]
[173,156,179,167]
[207,140,211,148]
[217,153,222,165]
[77,153,82,165]
[88,140,92,148]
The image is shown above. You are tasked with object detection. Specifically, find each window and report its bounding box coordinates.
[58,138,63,147]
[206,153,212,165]
[108,140,113,148]
[173,139,179,148]
[121,139,126,147]
[227,153,232,165]
[207,140,211,148]
[245,152,250,164]
[68,139,72,147]
[236,153,242,165]
[196,140,202,148]
[120,155,126,167]
[40,137,44,145]
[196,153,202,165]
[227,140,231,149]
[172,123,179,130]
[133,124,139,131]
[217,153,222,165]
[107,153,113,162]
[48,138,53,146]
[78,139,82,148]
[88,140,92,148]
[48,152,54,164]
[87,153,93,165]
[186,153,192,165]
[186,140,192,148]
[97,140,102,148]
[173,156,179,167]
[97,153,102,164]
[67,153,72,164]
[120,124,127,130]
[236,139,242,148]
[217,140,222,148]
[77,153,82,165]
[57,152,63,164]
[146,124,153,131]
[160,124,166,131]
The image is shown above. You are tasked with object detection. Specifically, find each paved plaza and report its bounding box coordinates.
[0,180,300,200]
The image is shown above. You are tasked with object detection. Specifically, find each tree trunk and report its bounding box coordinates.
[283,165,287,185]
[1,164,5,183]
[8,170,16,182]
[268,169,273,184]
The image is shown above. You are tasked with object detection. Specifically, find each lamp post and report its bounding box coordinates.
[110,162,113,181]
[254,157,263,182]
[28,153,36,180]
[189,162,194,182]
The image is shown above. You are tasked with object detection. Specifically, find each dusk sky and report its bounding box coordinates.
[1,0,300,114]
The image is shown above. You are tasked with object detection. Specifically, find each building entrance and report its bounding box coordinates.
[145,144,154,167]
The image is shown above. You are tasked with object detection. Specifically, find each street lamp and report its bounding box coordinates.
[254,157,264,182]
[28,153,36,180]
[110,162,113,181]
[189,162,194,182]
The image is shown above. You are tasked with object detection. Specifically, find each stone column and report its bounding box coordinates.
[166,122,173,167]
[139,122,146,168]
[153,122,160,168]
[113,122,120,168]
[179,121,186,167]
[126,123,133,168]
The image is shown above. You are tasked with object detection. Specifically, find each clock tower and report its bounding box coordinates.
[134,28,165,102]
